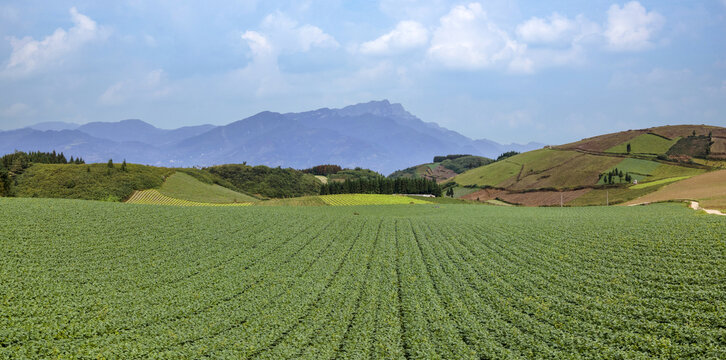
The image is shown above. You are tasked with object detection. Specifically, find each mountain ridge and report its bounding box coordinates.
[1,100,543,174]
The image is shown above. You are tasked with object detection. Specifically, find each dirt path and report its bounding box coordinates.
[689,201,726,216]
[628,200,725,216]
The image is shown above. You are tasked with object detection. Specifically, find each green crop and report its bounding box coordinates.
[1,198,724,358]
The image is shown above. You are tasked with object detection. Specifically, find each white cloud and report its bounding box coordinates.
[359,21,429,55]
[605,1,664,51]
[427,3,530,72]
[2,102,33,117]
[99,69,170,106]
[517,13,576,44]
[258,12,338,53]
[516,13,600,45]
[3,7,106,77]
[236,13,337,96]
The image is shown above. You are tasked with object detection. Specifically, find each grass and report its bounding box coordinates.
[127,189,252,206]
[629,176,691,189]
[605,133,679,155]
[597,158,662,184]
[508,153,619,189]
[319,194,432,205]
[159,172,258,203]
[485,199,513,206]
[649,163,705,179]
[13,163,173,201]
[408,195,472,204]
[3,198,724,358]
[256,196,327,206]
[700,196,726,212]
[452,186,481,198]
[566,186,661,206]
[453,150,623,190]
[451,160,521,187]
[557,129,645,151]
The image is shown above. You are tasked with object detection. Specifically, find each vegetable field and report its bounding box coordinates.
[1,198,725,359]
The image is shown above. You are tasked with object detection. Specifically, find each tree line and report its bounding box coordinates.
[301,164,343,176]
[320,177,442,196]
[0,151,85,196]
[599,168,633,184]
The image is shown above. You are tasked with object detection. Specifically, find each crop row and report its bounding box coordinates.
[0,198,724,358]
[126,189,253,206]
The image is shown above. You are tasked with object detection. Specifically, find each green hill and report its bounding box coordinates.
[448,125,724,206]
[158,172,258,203]
[389,155,493,182]
[13,163,173,201]
[206,164,321,198]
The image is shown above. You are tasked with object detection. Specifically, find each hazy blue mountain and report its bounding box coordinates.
[26,121,80,131]
[76,119,216,146]
[0,129,164,165]
[4,100,543,174]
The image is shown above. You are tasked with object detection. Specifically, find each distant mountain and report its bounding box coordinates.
[77,119,216,146]
[1,100,543,174]
[26,121,79,131]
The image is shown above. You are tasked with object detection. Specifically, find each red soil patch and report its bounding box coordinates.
[498,188,592,206]
[649,125,726,139]
[460,188,508,202]
[423,165,457,183]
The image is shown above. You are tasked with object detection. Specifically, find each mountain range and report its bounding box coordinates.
[0,100,542,174]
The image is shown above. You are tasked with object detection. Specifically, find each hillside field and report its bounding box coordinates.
[1,198,725,358]
[625,170,726,211]
[158,172,258,203]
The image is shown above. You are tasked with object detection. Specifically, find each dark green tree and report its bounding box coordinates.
[626,143,631,154]
[107,159,114,169]
[121,159,127,172]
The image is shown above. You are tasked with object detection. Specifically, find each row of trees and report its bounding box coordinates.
[599,168,633,184]
[433,154,471,163]
[301,164,343,176]
[0,151,85,196]
[320,177,442,196]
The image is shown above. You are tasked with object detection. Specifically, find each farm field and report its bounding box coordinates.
[127,189,253,206]
[1,198,725,358]
[605,133,679,154]
[625,170,726,208]
[158,172,258,203]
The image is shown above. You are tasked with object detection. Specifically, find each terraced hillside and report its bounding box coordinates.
[2,198,724,358]
[449,125,724,206]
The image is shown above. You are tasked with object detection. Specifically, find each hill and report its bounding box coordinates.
[449,125,725,206]
[624,170,726,211]
[13,163,173,201]
[157,172,258,203]
[205,164,321,198]
[0,100,542,174]
[389,154,494,183]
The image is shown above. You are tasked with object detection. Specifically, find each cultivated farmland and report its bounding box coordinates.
[1,198,724,358]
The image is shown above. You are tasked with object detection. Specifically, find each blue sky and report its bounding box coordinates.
[0,0,725,144]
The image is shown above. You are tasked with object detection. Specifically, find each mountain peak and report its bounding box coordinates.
[336,99,414,120]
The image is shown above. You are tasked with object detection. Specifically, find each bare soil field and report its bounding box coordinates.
[650,125,726,139]
[460,188,508,202]
[498,188,592,206]
[557,130,645,152]
[424,165,457,183]
[625,170,726,206]
[710,137,726,155]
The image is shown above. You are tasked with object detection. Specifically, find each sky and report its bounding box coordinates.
[0,0,725,144]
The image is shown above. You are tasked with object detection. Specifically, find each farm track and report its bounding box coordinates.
[1,199,725,358]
